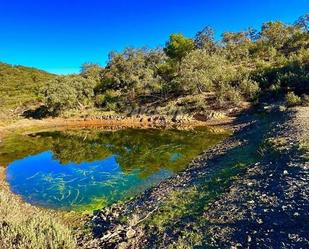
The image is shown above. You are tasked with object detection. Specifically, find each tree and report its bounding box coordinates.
[164,34,195,61]
[222,31,253,61]
[98,48,165,108]
[80,63,103,85]
[295,13,309,31]
[194,26,216,53]
[260,22,290,48]
[177,50,230,94]
[42,75,96,113]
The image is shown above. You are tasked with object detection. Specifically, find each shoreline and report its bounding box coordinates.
[0,114,236,141]
[80,107,309,248]
[0,107,307,248]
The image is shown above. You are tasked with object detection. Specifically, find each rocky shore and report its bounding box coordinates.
[0,111,234,142]
[80,107,309,249]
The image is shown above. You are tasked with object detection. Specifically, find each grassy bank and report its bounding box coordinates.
[0,168,79,249]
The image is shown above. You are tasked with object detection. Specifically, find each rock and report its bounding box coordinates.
[117,242,128,249]
[257,218,263,224]
[126,228,136,239]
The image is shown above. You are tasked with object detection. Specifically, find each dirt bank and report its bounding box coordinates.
[80,107,309,249]
[0,114,235,142]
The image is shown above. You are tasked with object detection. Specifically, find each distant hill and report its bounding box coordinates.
[0,62,56,118]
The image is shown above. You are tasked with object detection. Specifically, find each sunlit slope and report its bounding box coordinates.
[0,62,55,116]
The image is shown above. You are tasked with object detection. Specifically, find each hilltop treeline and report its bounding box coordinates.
[41,13,309,115]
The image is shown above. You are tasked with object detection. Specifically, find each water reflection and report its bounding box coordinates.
[1,127,229,211]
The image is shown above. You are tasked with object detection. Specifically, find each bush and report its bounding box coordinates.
[301,94,309,106]
[0,182,76,249]
[238,79,260,99]
[216,84,242,107]
[42,75,96,114]
[285,92,302,107]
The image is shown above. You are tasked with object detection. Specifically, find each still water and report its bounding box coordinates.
[0,127,229,211]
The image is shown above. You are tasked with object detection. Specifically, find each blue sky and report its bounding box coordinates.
[0,0,308,75]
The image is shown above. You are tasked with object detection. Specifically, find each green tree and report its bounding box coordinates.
[80,63,104,86]
[178,50,230,94]
[295,13,309,31]
[259,22,290,48]
[97,48,166,109]
[222,31,253,61]
[164,34,195,61]
[42,75,96,113]
[194,26,217,53]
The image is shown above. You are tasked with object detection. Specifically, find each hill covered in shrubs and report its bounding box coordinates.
[0,63,55,118]
[3,14,309,119]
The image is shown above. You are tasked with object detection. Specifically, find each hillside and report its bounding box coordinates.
[0,62,55,119]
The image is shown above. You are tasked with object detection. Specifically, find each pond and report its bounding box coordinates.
[0,127,229,211]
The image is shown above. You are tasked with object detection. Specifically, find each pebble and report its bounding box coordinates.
[126,228,136,239]
[257,218,263,224]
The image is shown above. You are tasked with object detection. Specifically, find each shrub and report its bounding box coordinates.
[216,84,242,107]
[0,183,76,249]
[42,75,96,114]
[285,92,302,107]
[238,79,260,99]
[301,94,309,106]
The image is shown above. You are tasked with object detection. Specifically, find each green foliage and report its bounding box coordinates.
[177,50,229,94]
[285,92,302,107]
[42,75,96,113]
[80,63,104,85]
[222,30,254,61]
[260,22,291,48]
[0,183,76,249]
[3,13,309,117]
[164,34,195,61]
[295,13,309,31]
[95,89,122,111]
[96,48,165,109]
[0,63,55,118]
[194,26,217,53]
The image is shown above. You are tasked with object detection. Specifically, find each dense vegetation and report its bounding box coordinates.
[0,14,307,119]
[0,63,55,119]
[40,14,309,117]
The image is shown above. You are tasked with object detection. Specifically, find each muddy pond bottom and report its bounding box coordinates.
[2,127,229,211]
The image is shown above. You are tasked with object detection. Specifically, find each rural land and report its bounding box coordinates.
[0,11,308,249]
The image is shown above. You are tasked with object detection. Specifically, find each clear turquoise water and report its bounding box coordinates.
[2,127,229,211]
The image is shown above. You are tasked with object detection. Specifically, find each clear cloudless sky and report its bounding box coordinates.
[0,0,308,74]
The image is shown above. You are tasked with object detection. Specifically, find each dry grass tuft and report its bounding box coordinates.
[0,169,77,249]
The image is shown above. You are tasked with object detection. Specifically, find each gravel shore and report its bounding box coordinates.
[80,107,308,249]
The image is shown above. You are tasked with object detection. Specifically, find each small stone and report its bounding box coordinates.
[257,218,263,224]
[126,228,136,239]
[118,242,128,249]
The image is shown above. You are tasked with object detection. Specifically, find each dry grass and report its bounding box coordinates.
[0,169,77,249]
